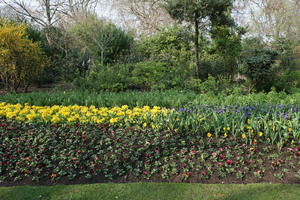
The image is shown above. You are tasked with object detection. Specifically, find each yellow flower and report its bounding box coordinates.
[227,127,230,131]
[242,133,247,139]
[224,133,228,137]
[109,118,118,124]
[288,128,293,132]
[51,115,61,123]
[258,132,263,137]
[207,132,212,138]
[247,119,251,124]
[291,140,295,144]
[143,123,147,127]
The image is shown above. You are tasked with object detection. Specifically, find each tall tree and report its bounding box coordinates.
[164,0,239,77]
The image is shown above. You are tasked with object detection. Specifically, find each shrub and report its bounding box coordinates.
[240,38,278,92]
[0,19,47,92]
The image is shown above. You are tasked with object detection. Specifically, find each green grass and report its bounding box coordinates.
[0,183,299,200]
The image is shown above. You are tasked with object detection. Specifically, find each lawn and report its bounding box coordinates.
[0,183,300,200]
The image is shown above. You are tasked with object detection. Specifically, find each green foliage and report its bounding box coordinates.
[131,61,181,90]
[3,90,300,108]
[187,75,245,95]
[271,38,300,93]
[164,0,240,78]
[74,63,132,92]
[239,38,278,92]
[69,15,134,65]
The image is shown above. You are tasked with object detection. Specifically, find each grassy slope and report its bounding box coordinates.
[0,183,299,200]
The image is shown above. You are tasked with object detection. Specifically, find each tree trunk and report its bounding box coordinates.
[194,12,200,78]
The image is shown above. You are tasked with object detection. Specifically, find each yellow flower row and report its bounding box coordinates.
[0,102,170,126]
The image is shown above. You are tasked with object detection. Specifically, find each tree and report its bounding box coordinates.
[0,0,100,45]
[0,20,46,91]
[110,0,174,35]
[68,15,134,66]
[164,0,238,78]
[240,38,278,92]
[236,0,300,42]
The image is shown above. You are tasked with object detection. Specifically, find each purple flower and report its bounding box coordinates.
[278,104,284,109]
[178,108,185,112]
[283,112,289,120]
[216,109,224,114]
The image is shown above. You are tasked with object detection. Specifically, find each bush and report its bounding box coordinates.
[239,38,278,92]
[186,75,245,95]
[131,61,179,90]
[0,19,47,92]
[74,63,133,92]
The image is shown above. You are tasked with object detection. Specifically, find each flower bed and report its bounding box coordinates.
[1,102,300,146]
[0,102,299,185]
[0,120,299,185]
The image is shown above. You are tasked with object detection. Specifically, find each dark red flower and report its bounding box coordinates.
[24,169,30,174]
[146,153,152,158]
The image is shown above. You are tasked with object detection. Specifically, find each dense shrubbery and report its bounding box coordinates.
[1,14,299,93]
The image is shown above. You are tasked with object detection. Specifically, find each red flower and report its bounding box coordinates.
[24,170,30,174]
[146,153,152,158]
[296,152,300,157]
[296,146,300,151]
[77,150,82,154]
[143,171,149,175]
[190,150,197,155]
[226,160,232,165]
